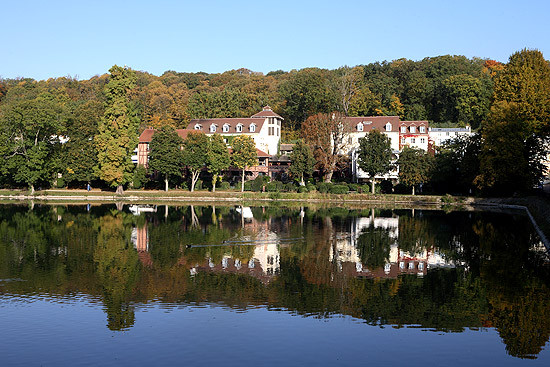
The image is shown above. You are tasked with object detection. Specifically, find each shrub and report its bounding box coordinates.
[219,181,230,190]
[244,181,253,191]
[266,181,283,192]
[347,183,360,192]
[132,166,148,189]
[195,179,203,190]
[394,183,409,194]
[329,184,349,194]
[306,183,316,192]
[251,175,270,192]
[298,185,308,193]
[56,178,65,189]
[317,182,332,193]
[284,182,297,192]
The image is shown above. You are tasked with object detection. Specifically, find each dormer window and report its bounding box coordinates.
[194,124,202,130]
[419,126,425,133]
[385,123,392,132]
[249,123,256,132]
[400,126,407,133]
[410,126,416,133]
[236,123,243,133]
[210,124,217,133]
[357,123,364,132]
[223,124,230,133]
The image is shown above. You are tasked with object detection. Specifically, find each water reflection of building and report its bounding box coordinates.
[132,226,152,267]
[331,216,457,279]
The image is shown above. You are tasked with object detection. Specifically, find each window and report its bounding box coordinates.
[401,138,406,144]
[236,124,242,132]
[277,127,280,136]
[420,138,425,144]
[194,124,202,130]
[399,261,405,269]
[348,136,353,144]
[411,138,416,143]
[400,126,407,133]
[410,126,416,133]
[418,262,424,271]
[268,127,274,136]
[419,126,425,133]
[357,123,363,132]
[408,262,415,270]
[223,124,230,133]
[249,123,256,132]
[210,124,217,133]
[385,123,392,131]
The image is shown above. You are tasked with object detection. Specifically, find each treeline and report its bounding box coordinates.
[0,49,548,194]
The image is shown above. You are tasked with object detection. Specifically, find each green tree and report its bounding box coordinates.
[356,224,392,270]
[357,130,393,194]
[475,102,545,194]
[182,131,209,192]
[0,92,66,193]
[231,135,257,192]
[148,126,184,191]
[95,65,139,194]
[289,140,315,186]
[207,134,231,192]
[398,147,433,195]
[493,48,550,136]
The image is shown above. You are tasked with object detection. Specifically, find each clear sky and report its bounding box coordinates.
[2,0,549,81]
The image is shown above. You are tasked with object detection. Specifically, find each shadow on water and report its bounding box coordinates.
[0,203,549,358]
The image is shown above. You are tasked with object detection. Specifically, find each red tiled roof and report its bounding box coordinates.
[344,116,401,132]
[256,148,270,158]
[400,120,429,126]
[251,106,283,119]
[138,128,199,143]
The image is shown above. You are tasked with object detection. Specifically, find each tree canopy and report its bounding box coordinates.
[357,130,393,193]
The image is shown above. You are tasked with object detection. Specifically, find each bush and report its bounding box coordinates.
[284,182,297,192]
[56,178,65,189]
[306,183,316,192]
[251,175,270,192]
[394,183,409,194]
[266,181,283,192]
[219,181,230,190]
[329,184,349,194]
[298,185,308,193]
[347,183,360,192]
[195,179,203,190]
[244,181,253,191]
[317,182,332,193]
[132,166,148,189]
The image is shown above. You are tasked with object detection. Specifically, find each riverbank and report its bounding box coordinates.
[0,188,548,248]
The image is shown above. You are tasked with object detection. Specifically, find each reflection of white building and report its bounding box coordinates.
[428,126,472,147]
[331,216,457,278]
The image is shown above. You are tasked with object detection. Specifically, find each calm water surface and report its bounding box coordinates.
[0,204,549,366]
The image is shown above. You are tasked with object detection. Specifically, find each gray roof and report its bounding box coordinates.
[429,127,471,132]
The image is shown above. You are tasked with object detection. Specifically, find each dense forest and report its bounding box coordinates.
[0,49,548,194]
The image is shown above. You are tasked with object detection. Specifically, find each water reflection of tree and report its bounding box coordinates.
[93,212,140,331]
[356,224,392,270]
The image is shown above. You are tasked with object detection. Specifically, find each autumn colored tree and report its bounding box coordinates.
[357,130,393,194]
[302,112,350,182]
[182,131,209,192]
[207,134,231,192]
[398,147,434,195]
[231,135,257,192]
[289,139,316,186]
[95,65,139,194]
[148,126,184,191]
[493,49,550,136]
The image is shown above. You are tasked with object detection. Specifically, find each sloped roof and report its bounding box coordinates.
[138,128,199,143]
[251,106,284,119]
[344,116,401,132]
[187,118,265,134]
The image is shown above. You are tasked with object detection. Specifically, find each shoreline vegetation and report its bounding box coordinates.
[1,189,548,249]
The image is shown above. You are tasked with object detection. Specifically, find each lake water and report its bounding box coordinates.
[0,203,549,366]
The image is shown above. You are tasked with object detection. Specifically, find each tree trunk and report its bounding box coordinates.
[116,185,124,195]
[300,173,305,186]
[241,168,245,192]
[190,170,199,192]
[165,174,169,192]
[412,185,415,195]
[371,179,376,194]
[212,173,218,192]
[324,169,334,183]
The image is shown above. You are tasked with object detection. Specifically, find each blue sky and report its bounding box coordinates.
[2,0,549,80]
